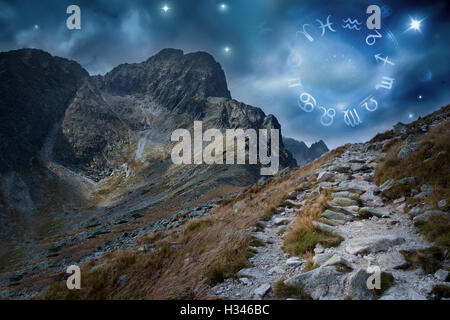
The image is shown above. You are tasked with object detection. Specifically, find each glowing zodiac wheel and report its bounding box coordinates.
[288,4,398,128]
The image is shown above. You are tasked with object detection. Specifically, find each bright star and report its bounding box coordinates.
[219,3,227,11]
[409,113,414,119]
[224,46,230,53]
[411,20,421,30]
[418,95,423,99]
[162,4,169,13]
[34,25,39,30]
[407,17,424,32]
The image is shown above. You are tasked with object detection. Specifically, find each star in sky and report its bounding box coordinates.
[219,3,228,12]
[407,17,424,32]
[162,4,169,13]
[224,46,231,54]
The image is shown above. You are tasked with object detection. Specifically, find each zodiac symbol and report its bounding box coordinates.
[316,15,336,37]
[288,78,302,89]
[342,18,362,30]
[375,76,395,90]
[296,24,314,42]
[366,29,382,46]
[359,97,378,112]
[319,107,336,126]
[374,53,395,66]
[343,108,362,127]
[298,92,316,112]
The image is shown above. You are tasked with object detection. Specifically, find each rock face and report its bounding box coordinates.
[53,48,296,179]
[283,137,328,166]
[0,49,89,172]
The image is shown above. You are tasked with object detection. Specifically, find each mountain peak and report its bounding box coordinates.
[99,48,231,101]
[283,137,329,166]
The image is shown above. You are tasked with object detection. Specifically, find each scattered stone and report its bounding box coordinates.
[376,251,410,270]
[360,191,383,206]
[312,221,349,239]
[435,269,450,282]
[314,243,325,254]
[269,266,284,274]
[328,197,358,207]
[318,171,334,182]
[420,184,433,193]
[407,206,422,217]
[321,254,353,270]
[239,277,252,286]
[237,268,263,279]
[254,283,271,298]
[413,191,432,200]
[398,176,416,185]
[438,199,447,209]
[234,201,246,213]
[338,180,379,193]
[347,269,376,300]
[359,207,390,218]
[333,165,351,173]
[380,179,395,192]
[321,209,350,221]
[286,257,303,267]
[397,135,419,159]
[332,191,360,199]
[393,197,406,204]
[313,252,334,266]
[345,235,405,255]
[285,266,344,299]
[273,217,290,225]
[413,210,446,223]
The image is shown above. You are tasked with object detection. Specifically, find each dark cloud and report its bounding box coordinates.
[0,0,449,148]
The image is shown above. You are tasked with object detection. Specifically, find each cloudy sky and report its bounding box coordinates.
[1,0,449,148]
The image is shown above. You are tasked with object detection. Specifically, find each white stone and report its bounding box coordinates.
[345,235,405,255]
[254,283,271,298]
[286,257,303,267]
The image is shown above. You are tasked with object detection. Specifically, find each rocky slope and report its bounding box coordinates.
[283,137,329,166]
[209,105,449,300]
[25,105,448,301]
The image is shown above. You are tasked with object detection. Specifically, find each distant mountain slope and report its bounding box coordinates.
[283,137,329,166]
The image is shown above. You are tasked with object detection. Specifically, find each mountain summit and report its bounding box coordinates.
[283,137,329,166]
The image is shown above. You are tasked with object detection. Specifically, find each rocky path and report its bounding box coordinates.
[210,143,446,300]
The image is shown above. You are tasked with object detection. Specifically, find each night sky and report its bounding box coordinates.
[1,0,449,148]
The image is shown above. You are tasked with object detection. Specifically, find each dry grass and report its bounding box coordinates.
[273,278,311,300]
[374,119,450,206]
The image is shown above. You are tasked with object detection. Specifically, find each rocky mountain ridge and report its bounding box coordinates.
[283,137,329,166]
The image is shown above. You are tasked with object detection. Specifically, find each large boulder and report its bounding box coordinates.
[284,266,345,299]
[345,235,405,255]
